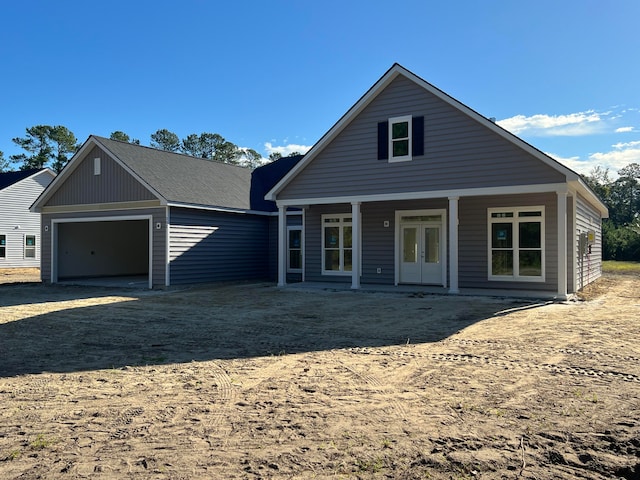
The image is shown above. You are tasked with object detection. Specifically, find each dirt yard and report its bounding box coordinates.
[0,270,638,479]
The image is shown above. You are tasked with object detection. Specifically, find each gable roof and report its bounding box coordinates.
[33,136,253,211]
[250,154,304,212]
[0,168,50,191]
[266,63,607,217]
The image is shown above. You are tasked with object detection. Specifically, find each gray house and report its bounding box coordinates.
[1,168,55,268]
[267,64,608,299]
[31,136,276,288]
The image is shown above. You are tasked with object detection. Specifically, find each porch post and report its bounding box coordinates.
[277,206,287,287]
[351,201,361,289]
[448,196,459,294]
[557,190,568,300]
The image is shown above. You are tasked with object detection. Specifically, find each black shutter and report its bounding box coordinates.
[377,121,388,160]
[412,116,424,156]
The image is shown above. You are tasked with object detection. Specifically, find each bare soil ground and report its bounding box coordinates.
[0,270,638,479]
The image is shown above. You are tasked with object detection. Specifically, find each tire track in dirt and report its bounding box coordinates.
[347,347,640,383]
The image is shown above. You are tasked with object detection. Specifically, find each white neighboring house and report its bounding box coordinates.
[0,168,56,268]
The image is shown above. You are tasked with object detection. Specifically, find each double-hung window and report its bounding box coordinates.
[488,207,544,282]
[24,235,36,259]
[388,115,412,162]
[322,214,352,274]
[287,227,302,272]
[0,235,6,258]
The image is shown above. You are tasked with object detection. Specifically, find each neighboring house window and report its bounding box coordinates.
[0,235,5,258]
[288,227,302,272]
[377,116,424,161]
[488,207,545,282]
[24,235,36,259]
[322,215,352,274]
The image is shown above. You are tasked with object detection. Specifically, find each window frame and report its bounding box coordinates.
[388,115,413,163]
[24,234,36,259]
[487,206,545,282]
[287,226,303,273]
[321,214,353,276]
[0,234,6,259]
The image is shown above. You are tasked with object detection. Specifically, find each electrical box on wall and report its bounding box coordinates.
[587,229,595,245]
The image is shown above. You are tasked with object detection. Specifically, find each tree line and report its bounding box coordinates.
[0,126,291,173]
[584,163,640,261]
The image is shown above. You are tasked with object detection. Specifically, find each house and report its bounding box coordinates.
[266,64,608,299]
[0,168,55,268]
[31,136,283,288]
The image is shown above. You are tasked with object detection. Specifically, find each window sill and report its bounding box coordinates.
[321,271,353,276]
[488,275,546,283]
[388,156,412,163]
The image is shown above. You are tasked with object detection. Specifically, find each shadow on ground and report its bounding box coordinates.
[0,282,542,377]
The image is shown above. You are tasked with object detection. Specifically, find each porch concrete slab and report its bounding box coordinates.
[281,281,565,301]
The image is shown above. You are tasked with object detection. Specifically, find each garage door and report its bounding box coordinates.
[55,219,150,285]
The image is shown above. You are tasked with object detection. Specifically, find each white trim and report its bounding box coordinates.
[395,208,448,288]
[277,207,287,286]
[487,206,546,283]
[50,214,154,289]
[570,190,578,294]
[448,198,459,293]
[557,192,568,299]
[388,115,412,163]
[165,206,171,287]
[275,183,569,207]
[321,213,355,276]
[351,202,361,289]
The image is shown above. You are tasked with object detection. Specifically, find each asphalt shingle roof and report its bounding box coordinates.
[0,168,42,191]
[93,136,252,210]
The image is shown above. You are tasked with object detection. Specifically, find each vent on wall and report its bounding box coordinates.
[94,157,101,175]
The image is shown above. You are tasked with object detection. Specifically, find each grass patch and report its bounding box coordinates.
[603,261,640,274]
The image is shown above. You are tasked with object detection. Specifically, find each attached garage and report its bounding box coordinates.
[54,217,151,287]
[32,135,272,288]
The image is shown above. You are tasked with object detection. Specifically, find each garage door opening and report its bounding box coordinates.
[53,217,152,288]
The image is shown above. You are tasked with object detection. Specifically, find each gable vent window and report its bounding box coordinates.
[94,157,101,175]
[378,115,424,162]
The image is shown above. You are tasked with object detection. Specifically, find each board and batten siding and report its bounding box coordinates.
[458,193,558,292]
[575,192,602,290]
[278,75,566,201]
[40,207,167,286]
[46,146,156,206]
[0,171,54,268]
[168,207,269,285]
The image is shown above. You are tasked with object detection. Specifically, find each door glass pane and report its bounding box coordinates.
[289,229,301,249]
[289,250,301,270]
[403,228,417,262]
[492,223,512,248]
[324,227,340,248]
[519,251,542,276]
[519,222,541,248]
[324,250,340,271]
[425,227,439,263]
[492,251,513,275]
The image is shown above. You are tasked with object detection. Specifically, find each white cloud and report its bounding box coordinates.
[615,126,634,133]
[497,111,603,137]
[548,145,640,177]
[613,140,640,149]
[264,141,312,157]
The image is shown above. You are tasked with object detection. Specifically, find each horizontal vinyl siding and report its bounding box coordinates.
[458,193,558,292]
[279,75,566,201]
[0,172,53,268]
[40,207,167,287]
[575,193,602,290]
[169,207,269,285]
[47,146,156,206]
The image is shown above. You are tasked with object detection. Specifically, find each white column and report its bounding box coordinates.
[277,206,287,287]
[351,202,361,289]
[448,196,459,294]
[557,191,568,300]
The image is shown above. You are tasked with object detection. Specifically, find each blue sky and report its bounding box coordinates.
[1,0,638,176]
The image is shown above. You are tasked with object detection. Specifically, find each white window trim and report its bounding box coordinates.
[388,115,412,163]
[487,206,546,283]
[287,225,303,273]
[321,213,353,276]
[0,234,6,259]
[24,234,37,259]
